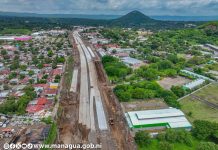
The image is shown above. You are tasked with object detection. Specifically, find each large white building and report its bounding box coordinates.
[125,108,192,130]
[183,79,205,90]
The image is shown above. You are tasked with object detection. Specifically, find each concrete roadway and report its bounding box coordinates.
[73,31,108,131]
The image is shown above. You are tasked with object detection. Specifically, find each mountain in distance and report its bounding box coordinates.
[1,10,218,21]
[110,10,156,27]
[0,10,204,30]
[108,11,191,29]
[0,11,119,20]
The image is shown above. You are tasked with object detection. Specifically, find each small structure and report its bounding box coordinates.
[181,70,214,82]
[183,79,205,90]
[49,83,59,89]
[204,44,218,52]
[121,57,143,69]
[0,91,10,99]
[125,108,192,131]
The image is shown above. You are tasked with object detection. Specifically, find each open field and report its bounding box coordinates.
[180,83,218,123]
[121,99,168,112]
[158,76,191,90]
[194,83,218,105]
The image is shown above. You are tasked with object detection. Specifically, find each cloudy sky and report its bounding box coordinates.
[0,0,218,16]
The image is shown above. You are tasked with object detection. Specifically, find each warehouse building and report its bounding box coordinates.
[125,108,192,131]
[181,70,214,82]
[183,79,205,90]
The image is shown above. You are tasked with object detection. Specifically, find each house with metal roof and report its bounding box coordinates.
[181,70,214,82]
[125,108,192,131]
[121,57,143,69]
[183,79,205,90]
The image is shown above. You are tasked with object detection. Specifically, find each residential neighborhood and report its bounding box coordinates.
[0,30,71,144]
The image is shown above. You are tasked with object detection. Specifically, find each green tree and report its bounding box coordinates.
[134,131,151,147]
[159,141,173,150]
[192,120,218,141]
[171,86,185,97]
[48,50,53,57]
[197,142,218,150]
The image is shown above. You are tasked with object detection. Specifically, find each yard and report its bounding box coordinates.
[180,83,218,123]
[158,76,191,90]
[121,99,168,112]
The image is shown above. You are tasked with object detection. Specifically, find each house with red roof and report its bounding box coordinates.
[26,97,52,114]
[52,68,62,76]
[20,77,29,84]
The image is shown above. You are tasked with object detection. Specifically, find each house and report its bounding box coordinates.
[2,45,16,51]
[49,83,59,89]
[33,84,48,93]
[12,85,26,91]
[121,57,143,69]
[20,77,29,84]
[26,97,51,114]
[204,44,218,52]
[112,52,129,58]
[0,91,9,99]
[44,89,57,97]
[181,70,214,82]
[0,63,4,69]
[9,79,19,85]
[13,91,25,97]
[52,68,62,76]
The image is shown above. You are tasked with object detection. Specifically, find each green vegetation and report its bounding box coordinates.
[134,131,151,147]
[205,63,218,71]
[0,28,31,35]
[135,58,181,80]
[102,56,132,82]
[0,11,196,30]
[41,117,57,150]
[114,80,180,108]
[63,56,74,90]
[100,28,137,47]
[137,123,218,150]
[137,129,199,150]
[180,98,218,123]
[0,85,37,115]
[192,120,218,142]
[171,86,186,98]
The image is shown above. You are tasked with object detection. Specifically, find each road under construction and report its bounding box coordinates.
[57,30,136,150]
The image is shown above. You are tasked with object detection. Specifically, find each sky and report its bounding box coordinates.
[0,0,218,16]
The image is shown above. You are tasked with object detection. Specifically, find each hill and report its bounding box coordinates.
[0,11,119,20]
[0,11,203,30]
[110,11,156,27]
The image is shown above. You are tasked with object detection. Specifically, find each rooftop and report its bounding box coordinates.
[121,57,142,65]
[125,108,192,129]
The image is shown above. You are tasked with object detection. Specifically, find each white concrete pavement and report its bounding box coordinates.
[73,31,108,131]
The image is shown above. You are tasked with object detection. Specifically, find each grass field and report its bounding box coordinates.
[0,28,31,35]
[138,139,200,150]
[180,83,218,123]
[194,83,218,105]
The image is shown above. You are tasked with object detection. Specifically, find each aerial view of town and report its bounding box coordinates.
[0,0,218,150]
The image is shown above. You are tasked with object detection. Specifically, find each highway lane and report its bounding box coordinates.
[73,31,108,131]
[74,33,89,126]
